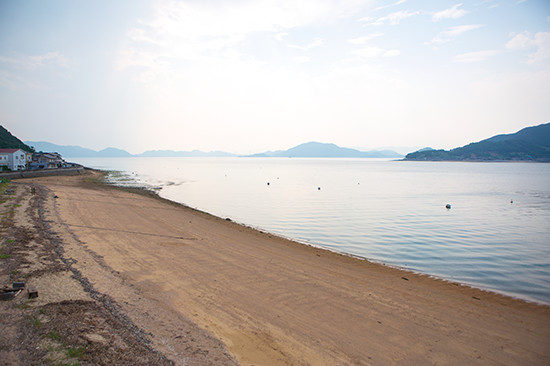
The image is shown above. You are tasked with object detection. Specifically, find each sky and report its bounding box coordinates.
[1,0,549,155]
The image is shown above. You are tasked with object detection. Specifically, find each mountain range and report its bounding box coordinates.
[25,141,403,158]
[246,142,403,158]
[16,122,550,161]
[405,122,550,162]
[24,141,237,158]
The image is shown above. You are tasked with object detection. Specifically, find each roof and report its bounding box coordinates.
[0,148,24,153]
[34,152,62,158]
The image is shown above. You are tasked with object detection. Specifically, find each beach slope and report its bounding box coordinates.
[18,172,550,365]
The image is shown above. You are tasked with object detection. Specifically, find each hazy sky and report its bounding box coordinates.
[1,0,549,154]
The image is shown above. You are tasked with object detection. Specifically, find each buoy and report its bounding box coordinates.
[510,200,513,204]
[267,182,270,186]
[445,204,451,209]
[318,187,321,190]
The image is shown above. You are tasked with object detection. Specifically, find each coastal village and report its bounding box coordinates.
[0,125,82,177]
[0,149,73,172]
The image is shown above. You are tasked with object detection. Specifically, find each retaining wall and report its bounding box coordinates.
[0,167,87,180]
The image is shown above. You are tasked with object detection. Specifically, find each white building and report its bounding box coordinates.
[0,148,27,171]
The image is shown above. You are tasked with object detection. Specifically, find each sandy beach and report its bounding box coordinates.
[2,171,549,365]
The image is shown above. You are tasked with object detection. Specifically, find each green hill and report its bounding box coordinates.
[405,123,550,162]
[0,125,34,152]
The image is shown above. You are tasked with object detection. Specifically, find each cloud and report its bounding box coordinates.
[117,0,372,82]
[429,24,483,44]
[292,56,310,63]
[366,10,420,26]
[139,0,370,46]
[30,52,70,68]
[453,49,499,63]
[374,0,407,12]
[0,51,71,91]
[287,38,323,51]
[506,31,532,50]
[506,31,550,64]
[127,27,160,45]
[432,4,468,21]
[352,46,400,58]
[347,32,383,44]
[0,52,70,69]
[274,32,289,41]
[382,49,400,57]
[352,46,384,58]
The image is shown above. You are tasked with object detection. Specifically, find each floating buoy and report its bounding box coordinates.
[318,187,321,190]
[267,182,270,186]
[510,200,513,204]
[445,204,451,209]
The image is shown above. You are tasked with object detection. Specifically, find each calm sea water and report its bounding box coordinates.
[71,157,550,304]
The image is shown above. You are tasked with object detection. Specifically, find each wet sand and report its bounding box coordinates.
[21,172,550,365]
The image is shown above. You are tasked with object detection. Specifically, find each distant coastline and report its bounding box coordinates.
[25,140,404,159]
[404,122,550,162]
[401,159,546,163]
[16,121,550,162]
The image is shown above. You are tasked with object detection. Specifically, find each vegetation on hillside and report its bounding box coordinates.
[0,125,34,152]
[405,123,550,162]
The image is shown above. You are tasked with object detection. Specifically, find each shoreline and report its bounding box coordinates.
[4,171,549,365]
[100,167,549,306]
[401,159,549,163]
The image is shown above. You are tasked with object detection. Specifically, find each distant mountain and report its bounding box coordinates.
[1,126,34,152]
[25,140,403,159]
[96,147,133,157]
[246,142,403,158]
[404,123,550,162]
[26,141,237,158]
[138,150,236,157]
[26,141,130,157]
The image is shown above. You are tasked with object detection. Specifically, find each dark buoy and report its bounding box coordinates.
[445,204,451,209]
[318,187,321,190]
[510,199,513,204]
[267,182,270,186]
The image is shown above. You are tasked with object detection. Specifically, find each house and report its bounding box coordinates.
[30,152,65,169]
[0,148,27,171]
[26,152,33,165]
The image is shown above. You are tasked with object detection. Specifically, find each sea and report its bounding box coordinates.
[70,157,550,304]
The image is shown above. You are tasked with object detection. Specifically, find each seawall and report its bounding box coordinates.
[0,166,87,180]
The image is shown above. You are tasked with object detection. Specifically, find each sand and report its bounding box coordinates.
[18,172,550,365]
